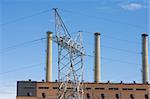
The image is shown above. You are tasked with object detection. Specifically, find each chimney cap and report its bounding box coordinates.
[94,32,100,36]
[142,33,148,37]
[47,31,53,34]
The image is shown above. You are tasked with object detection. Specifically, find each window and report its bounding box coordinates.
[67,87,73,89]
[39,87,49,89]
[109,88,119,90]
[86,93,90,99]
[101,94,105,99]
[86,87,91,90]
[24,87,35,89]
[27,92,32,96]
[130,94,134,99]
[122,88,133,90]
[136,88,146,91]
[53,87,59,89]
[95,88,105,90]
[116,94,119,99]
[42,93,46,98]
[145,94,148,99]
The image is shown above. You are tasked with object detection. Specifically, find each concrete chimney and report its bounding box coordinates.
[46,31,53,82]
[142,33,149,84]
[94,32,101,82]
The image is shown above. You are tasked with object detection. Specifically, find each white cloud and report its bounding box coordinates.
[121,3,146,11]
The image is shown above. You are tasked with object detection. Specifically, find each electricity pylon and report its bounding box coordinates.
[53,8,85,99]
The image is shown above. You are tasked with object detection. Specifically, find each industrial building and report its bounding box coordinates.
[16,33,150,99]
[16,81,149,99]
[16,9,150,99]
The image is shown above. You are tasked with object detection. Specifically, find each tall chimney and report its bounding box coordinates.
[142,33,149,84]
[46,31,53,82]
[94,32,101,82]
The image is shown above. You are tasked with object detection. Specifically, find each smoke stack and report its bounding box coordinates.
[46,31,53,82]
[142,33,149,84]
[94,32,101,82]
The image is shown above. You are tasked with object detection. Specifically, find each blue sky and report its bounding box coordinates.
[0,0,149,99]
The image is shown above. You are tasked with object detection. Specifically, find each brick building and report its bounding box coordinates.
[16,81,149,99]
[16,33,150,99]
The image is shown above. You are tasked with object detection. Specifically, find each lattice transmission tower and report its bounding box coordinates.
[53,8,85,99]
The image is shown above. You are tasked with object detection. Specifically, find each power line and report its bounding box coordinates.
[0,37,59,54]
[71,31,150,45]
[0,63,44,75]
[1,35,142,55]
[80,31,143,55]
[84,42,141,55]
[101,34,141,45]
[101,56,141,66]
[83,42,141,56]
[0,37,46,53]
[101,45,141,55]
[85,54,141,66]
[0,32,143,56]
[1,9,50,26]
[0,90,15,94]
[60,9,148,30]
[82,31,141,45]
